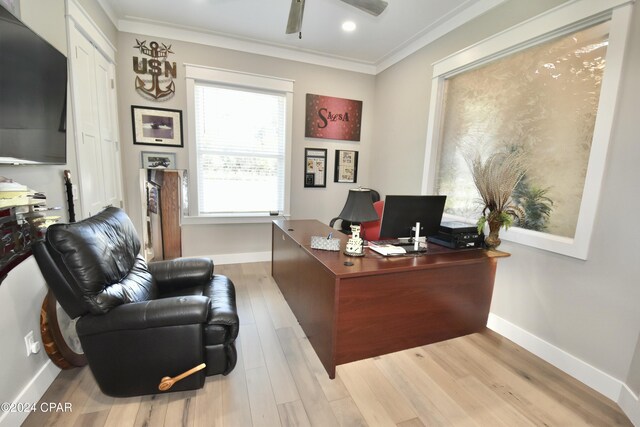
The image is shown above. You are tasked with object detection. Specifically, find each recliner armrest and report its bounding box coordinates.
[149,258,214,293]
[77,295,210,336]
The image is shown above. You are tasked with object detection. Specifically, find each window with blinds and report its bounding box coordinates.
[193,83,287,215]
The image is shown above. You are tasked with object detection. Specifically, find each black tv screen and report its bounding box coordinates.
[0,5,67,165]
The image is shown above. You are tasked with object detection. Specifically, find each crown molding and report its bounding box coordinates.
[375,0,508,73]
[99,0,508,75]
[117,18,378,75]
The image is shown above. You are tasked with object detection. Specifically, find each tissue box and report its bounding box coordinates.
[310,236,340,251]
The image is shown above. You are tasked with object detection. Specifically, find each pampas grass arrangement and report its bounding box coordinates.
[464,148,527,248]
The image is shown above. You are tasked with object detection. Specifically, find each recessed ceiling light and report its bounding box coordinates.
[342,21,356,32]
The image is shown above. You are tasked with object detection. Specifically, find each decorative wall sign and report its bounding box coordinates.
[141,151,177,169]
[304,148,327,188]
[132,106,183,147]
[334,150,358,183]
[133,39,177,101]
[305,94,362,141]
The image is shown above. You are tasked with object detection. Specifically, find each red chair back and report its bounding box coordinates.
[361,201,384,241]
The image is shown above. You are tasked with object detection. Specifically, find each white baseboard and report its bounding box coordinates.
[0,360,60,427]
[211,251,271,265]
[618,385,640,427]
[486,313,623,401]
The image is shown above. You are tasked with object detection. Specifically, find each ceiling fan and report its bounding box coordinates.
[286,0,388,37]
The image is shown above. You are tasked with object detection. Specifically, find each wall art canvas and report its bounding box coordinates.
[435,21,609,239]
[305,94,362,141]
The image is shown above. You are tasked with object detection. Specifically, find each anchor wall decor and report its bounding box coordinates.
[133,39,177,101]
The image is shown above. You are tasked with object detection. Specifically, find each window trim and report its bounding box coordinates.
[421,0,634,260]
[185,64,294,223]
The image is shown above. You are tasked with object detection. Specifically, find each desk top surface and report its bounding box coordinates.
[273,219,508,279]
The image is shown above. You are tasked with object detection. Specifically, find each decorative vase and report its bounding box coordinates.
[485,216,502,249]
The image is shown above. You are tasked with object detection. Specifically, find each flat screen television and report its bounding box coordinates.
[0,5,67,165]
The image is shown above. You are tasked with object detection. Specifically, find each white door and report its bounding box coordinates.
[94,52,122,209]
[68,24,122,218]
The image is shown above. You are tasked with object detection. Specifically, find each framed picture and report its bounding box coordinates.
[334,150,358,183]
[131,106,183,147]
[304,148,327,188]
[141,151,177,169]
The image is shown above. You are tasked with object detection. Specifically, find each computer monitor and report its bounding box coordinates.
[378,195,447,240]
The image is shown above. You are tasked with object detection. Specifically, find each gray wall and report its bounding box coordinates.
[0,0,117,415]
[115,33,376,258]
[371,0,640,389]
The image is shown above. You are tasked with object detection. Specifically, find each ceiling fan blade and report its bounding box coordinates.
[286,0,305,34]
[341,0,388,16]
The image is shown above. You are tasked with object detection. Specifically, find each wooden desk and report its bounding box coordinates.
[271,219,508,378]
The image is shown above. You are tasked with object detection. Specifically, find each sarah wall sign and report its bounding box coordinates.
[133,39,176,101]
[305,94,362,141]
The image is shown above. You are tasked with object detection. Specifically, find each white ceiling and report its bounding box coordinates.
[98,0,506,74]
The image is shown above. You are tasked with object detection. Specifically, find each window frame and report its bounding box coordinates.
[421,0,634,260]
[185,64,294,224]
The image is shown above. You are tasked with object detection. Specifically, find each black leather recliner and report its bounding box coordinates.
[32,207,239,397]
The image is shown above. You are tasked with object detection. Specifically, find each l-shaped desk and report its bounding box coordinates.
[271,219,508,378]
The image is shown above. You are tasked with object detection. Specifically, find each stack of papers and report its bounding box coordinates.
[368,243,406,256]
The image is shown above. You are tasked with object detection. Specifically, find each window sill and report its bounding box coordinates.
[182,213,290,225]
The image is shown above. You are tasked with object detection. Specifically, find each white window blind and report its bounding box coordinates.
[193,83,287,215]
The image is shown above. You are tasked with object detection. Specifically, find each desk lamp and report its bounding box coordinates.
[337,188,379,256]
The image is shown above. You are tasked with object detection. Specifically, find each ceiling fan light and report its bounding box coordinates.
[342,21,356,32]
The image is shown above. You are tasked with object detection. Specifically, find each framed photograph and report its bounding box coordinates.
[141,151,177,169]
[131,105,183,147]
[304,148,327,188]
[334,150,358,183]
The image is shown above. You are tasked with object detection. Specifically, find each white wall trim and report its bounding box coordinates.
[210,251,272,266]
[422,0,634,260]
[487,313,623,401]
[118,19,377,75]
[375,0,508,73]
[618,384,640,426]
[99,0,505,76]
[0,360,60,427]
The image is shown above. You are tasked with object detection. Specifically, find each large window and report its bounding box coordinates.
[186,66,293,220]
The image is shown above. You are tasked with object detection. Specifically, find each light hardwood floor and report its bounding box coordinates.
[24,261,631,427]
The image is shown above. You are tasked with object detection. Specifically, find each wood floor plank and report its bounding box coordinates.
[298,333,350,402]
[278,400,312,427]
[467,331,632,425]
[220,331,253,427]
[246,270,300,404]
[133,394,168,427]
[103,397,141,427]
[163,390,196,427]
[240,322,266,370]
[373,352,478,427]
[329,396,368,427]
[245,366,282,427]
[22,262,633,427]
[194,375,223,427]
[337,363,397,427]
[351,357,417,424]
[407,347,534,427]
[72,409,110,427]
[277,327,339,426]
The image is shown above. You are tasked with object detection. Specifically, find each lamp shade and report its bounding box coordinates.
[338,188,379,223]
